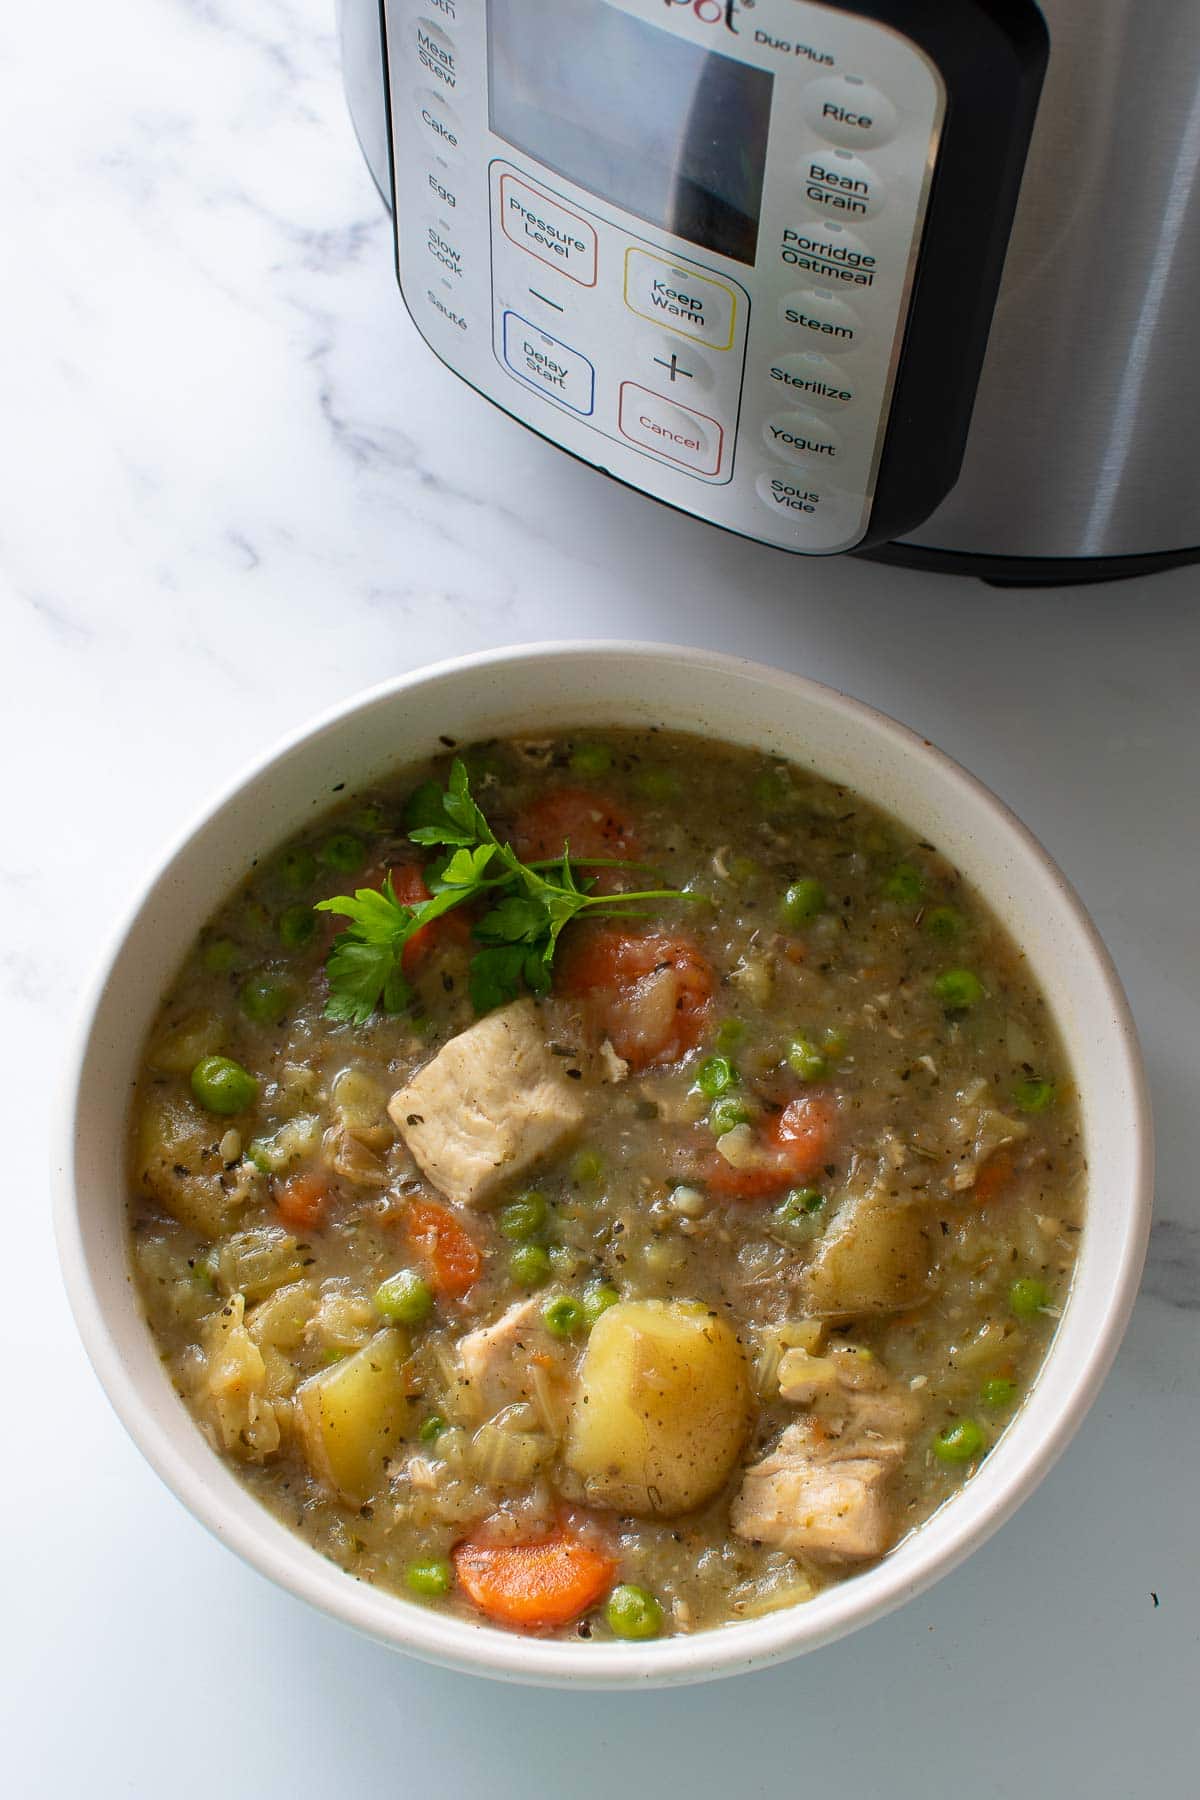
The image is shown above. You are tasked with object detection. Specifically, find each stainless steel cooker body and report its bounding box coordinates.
[339,0,1200,581]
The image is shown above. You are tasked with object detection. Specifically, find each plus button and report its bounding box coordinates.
[652,350,694,383]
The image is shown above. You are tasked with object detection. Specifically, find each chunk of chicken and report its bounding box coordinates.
[388,1000,587,1207]
[732,1422,896,1562]
[733,1352,918,1561]
[457,1298,570,1428]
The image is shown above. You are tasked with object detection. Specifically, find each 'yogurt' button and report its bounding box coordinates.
[801,75,898,149]
[415,88,464,163]
[767,352,857,409]
[778,289,864,355]
[763,410,844,465]
[800,149,885,220]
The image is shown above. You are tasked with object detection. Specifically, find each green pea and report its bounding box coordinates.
[569,742,613,777]
[405,1558,452,1598]
[509,1244,551,1288]
[352,803,386,834]
[754,768,795,813]
[786,1034,827,1082]
[582,1280,620,1325]
[822,1026,849,1061]
[543,1296,584,1338]
[498,1191,547,1240]
[694,1054,736,1098]
[771,1187,826,1244]
[780,878,826,928]
[923,905,964,942]
[1009,1276,1052,1319]
[373,1268,433,1326]
[932,968,984,1010]
[278,903,317,950]
[633,768,680,803]
[1013,1076,1056,1114]
[190,1055,258,1116]
[201,937,241,975]
[980,1377,1017,1409]
[606,1584,663,1640]
[571,1150,604,1185]
[708,1095,750,1137]
[190,1252,218,1291]
[418,1414,447,1443]
[725,855,759,885]
[933,1419,987,1463]
[277,847,318,891]
[317,832,365,873]
[239,973,294,1027]
[715,1018,746,1054]
[883,862,925,905]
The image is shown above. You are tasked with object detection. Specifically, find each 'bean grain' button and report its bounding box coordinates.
[762,410,844,465]
[801,75,898,148]
[800,149,885,220]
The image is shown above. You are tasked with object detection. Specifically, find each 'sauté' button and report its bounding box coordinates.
[618,383,724,475]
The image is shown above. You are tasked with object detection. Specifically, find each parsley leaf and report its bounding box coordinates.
[321,760,691,1024]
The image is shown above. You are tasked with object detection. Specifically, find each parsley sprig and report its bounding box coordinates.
[316,759,689,1023]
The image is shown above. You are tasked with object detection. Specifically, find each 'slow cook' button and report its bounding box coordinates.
[619,383,724,475]
[801,75,898,149]
[762,409,844,465]
[778,289,864,355]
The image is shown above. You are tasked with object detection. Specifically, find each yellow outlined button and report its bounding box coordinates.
[623,248,737,350]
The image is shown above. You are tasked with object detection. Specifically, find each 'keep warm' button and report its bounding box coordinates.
[619,383,724,475]
[502,312,595,414]
[623,249,737,350]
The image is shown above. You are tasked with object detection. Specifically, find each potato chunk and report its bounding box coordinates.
[135,1091,237,1240]
[295,1327,414,1503]
[565,1300,752,1517]
[802,1192,931,1319]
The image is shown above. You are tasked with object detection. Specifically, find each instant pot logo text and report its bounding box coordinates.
[663,0,742,34]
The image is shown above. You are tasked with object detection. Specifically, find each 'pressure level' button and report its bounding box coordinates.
[763,410,844,465]
[801,75,898,149]
[778,289,864,355]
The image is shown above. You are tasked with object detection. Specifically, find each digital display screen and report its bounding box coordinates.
[487,0,773,265]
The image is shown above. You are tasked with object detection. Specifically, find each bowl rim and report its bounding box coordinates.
[54,640,1153,1688]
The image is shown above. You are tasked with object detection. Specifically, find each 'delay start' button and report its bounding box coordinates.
[502,312,595,414]
[778,289,864,355]
[624,249,737,350]
[499,173,597,285]
[618,382,724,475]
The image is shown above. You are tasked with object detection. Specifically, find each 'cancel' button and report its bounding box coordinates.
[618,382,724,476]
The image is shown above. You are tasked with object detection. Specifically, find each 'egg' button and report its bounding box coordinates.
[762,410,844,466]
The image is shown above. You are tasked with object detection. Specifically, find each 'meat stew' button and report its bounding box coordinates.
[618,383,724,476]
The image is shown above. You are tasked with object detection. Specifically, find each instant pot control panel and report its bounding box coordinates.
[380,0,1045,555]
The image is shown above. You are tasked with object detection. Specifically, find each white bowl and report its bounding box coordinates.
[55,643,1152,1688]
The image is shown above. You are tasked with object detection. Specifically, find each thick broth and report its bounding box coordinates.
[129,730,1083,1638]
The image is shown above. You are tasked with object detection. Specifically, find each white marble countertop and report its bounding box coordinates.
[4,2,1197,1792]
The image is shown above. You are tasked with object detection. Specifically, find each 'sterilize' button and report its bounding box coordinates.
[499,174,597,285]
[624,249,737,350]
[501,312,595,414]
[618,383,724,475]
[768,352,857,408]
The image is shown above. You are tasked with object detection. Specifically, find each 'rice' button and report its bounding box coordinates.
[801,75,898,149]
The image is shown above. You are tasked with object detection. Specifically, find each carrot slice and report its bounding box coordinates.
[380,863,470,975]
[511,787,640,865]
[404,1197,482,1298]
[453,1532,616,1630]
[707,1094,838,1200]
[558,926,713,1069]
[973,1148,1015,1205]
[275,1173,329,1232]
